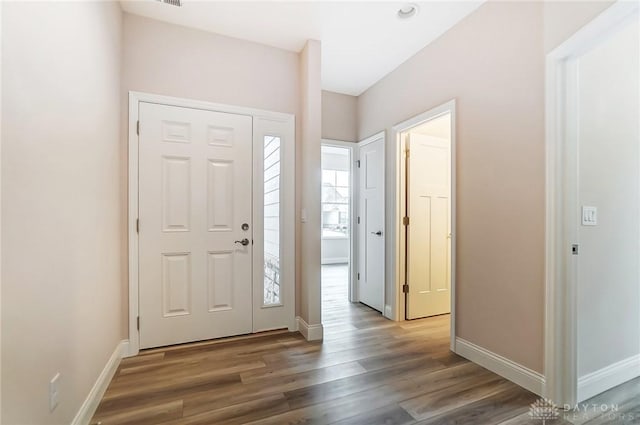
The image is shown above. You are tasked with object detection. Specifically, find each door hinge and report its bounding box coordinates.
[357,216,361,224]
[405,149,410,158]
[572,244,579,255]
[137,316,140,331]
[403,284,409,293]
[136,120,140,135]
[136,218,139,233]
[403,216,409,226]
[356,160,361,168]
[357,273,360,281]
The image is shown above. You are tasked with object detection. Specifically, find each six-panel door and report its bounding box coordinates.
[138,102,253,349]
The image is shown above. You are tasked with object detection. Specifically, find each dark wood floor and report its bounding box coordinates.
[92,264,639,424]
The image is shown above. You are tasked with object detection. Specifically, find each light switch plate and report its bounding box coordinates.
[582,206,597,226]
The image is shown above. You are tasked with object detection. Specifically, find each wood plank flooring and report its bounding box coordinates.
[92,265,640,424]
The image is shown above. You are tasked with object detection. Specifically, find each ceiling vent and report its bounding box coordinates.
[156,0,182,7]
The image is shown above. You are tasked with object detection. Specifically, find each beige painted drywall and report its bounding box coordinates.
[576,18,639,379]
[322,90,358,142]
[299,40,323,328]
[1,2,123,424]
[357,0,613,373]
[121,13,303,329]
[543,0,614,53]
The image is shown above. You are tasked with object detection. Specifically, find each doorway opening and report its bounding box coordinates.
[321,142,356,328]
[392,100,456,349]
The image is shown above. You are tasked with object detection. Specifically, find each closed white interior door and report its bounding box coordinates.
[358,137,385,312]
[406,132,451,320]
[138,102,253,349]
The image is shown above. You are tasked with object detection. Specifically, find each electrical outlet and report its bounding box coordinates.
[49,373,60,412]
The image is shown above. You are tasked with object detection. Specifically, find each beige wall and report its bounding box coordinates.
[357,0,613,373]
[322,90,358,142]
[121,13,303,327]
[1,2,123,424]
[299,40,323,327]
[543,1,614,53]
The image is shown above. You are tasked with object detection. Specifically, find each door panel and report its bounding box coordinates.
[406,132,451,320]
[138,102,253,349]
[358,138,385,312]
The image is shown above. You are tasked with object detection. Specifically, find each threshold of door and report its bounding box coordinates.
[139,328,292,355]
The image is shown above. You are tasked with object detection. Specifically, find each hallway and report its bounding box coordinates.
[89,264,640,424]
[91,264,540,424]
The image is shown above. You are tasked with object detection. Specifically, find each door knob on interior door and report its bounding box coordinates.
[371,231,383,236]
[234,238,250,246]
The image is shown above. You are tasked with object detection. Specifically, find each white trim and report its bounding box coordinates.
[384,305,393,319]
[544,1,639,406]
[296,316,324,341]
[128,91,296,355]
[71,340,129,425]
[356,132,386,314]
[577,355,640,402]
[321,139,358,303]
[321,257,349,265]
[456,337,545,396]
[390,99,457,352]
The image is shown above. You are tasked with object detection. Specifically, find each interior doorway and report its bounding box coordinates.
[392,100,456,348]
[321,142,356,326]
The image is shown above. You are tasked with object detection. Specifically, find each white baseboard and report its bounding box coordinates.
[455,337,545,396]
[71,339,128,425]
[321,258,348,265]
[578,354,640,402]
[296,316,323,341]
[384,305,393,320]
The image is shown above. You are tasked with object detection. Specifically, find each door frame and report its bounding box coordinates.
[357,132,386,311]
[321,139,358,303]
[390,99,457,352]
[544,1,639,406]
[127,91,296,357]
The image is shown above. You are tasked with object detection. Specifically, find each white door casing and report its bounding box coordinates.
[544,1,640,406]
[357,135,385,312]
[406,133,451,319]
[391,99,456,351]
[138,102,253,349]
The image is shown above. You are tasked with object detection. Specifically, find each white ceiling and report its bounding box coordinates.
[121,1,484,96]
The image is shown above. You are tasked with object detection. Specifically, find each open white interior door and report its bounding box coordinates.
[406,132,451,320]
[357,136,385,312]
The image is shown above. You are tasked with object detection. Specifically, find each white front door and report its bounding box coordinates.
[357,137,385,312]
[138,102,253,349]
[406,132,451,320]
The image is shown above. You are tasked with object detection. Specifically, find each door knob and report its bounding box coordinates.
[234,238,250,246]
[371,231,383,236]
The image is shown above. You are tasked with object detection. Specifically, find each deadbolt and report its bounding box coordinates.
[241,223,250,231]
[235,238,250,246]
